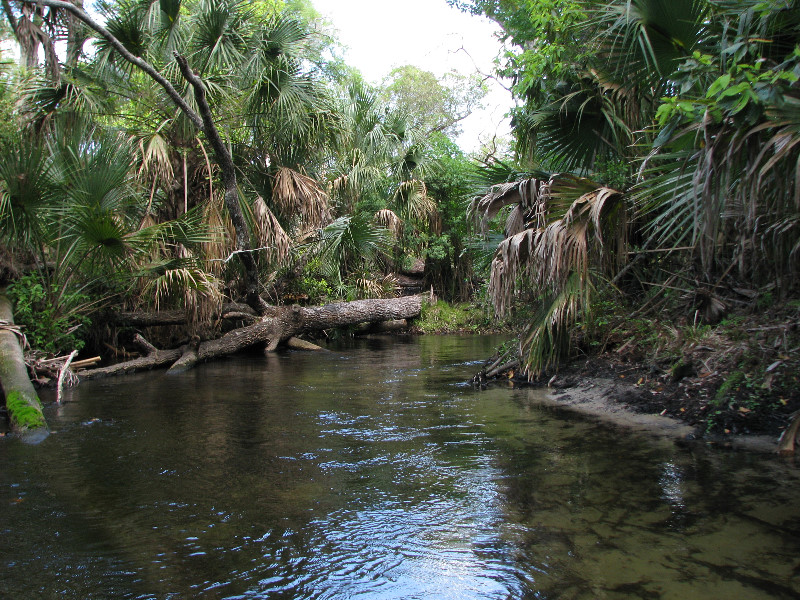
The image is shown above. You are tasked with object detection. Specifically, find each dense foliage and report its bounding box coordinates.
[0,0,486,354]
[457,0,800,378]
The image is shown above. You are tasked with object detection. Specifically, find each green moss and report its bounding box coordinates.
[5,390,46,430]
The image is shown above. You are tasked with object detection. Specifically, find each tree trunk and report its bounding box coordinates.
[80,296,423,379]
[0,289,48,443]
[174,54,268,316]
[354,319,409,334]
[79,334,182,380]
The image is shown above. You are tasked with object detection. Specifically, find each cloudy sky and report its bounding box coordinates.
[311,0,513,151]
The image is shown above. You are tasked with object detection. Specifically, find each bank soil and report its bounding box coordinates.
[478,307,800,453]
[541,358,784,452]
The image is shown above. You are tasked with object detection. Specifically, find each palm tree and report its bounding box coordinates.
[0,115,218,350]
[471,0,800,376]
[472,174,625,377]
[21,0,344,313]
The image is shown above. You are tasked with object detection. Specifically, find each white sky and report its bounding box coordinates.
[311,0,513,152]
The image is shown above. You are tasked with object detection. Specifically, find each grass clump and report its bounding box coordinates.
[416,301,495,333]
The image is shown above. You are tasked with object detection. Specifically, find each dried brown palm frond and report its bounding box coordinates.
[272,167,331,233]
[352,273,398,299]
[202,192,235,276]
[374,208,403,237]
[520,273,589,379]
[483,179,625,316]
[195,137,216,206]
[394,179,436,223]
[142,247,223,329]
[252,196,291,267]
[505,205,526,237]
[469,177,551,233]
[478,176,625,377]
[137,132,173,184]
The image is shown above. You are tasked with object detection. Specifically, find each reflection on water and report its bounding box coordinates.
[1,335,799,599]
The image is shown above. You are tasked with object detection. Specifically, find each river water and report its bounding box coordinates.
[1,335,799,599]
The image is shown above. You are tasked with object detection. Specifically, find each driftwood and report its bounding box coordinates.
[80,295,423,379]
[56,350,78,404]
[286,337,327,351]
[0,289,48,442]
[79,334,182,379]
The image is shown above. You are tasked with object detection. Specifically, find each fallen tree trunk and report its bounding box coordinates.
[354,319,409,334]
[80,295,423,379]
[0,289,48,443]
[79,334,182,380]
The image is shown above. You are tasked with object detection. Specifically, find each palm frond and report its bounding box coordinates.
[271,166,331,232]
[374,208,403,237]
[252,195,291,266]
[393,179,435,224]
[520,272,590,379]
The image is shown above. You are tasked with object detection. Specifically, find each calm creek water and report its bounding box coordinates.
[2,335,800,599]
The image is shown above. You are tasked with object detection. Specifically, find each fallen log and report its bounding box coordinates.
[166,336,201,374]
[81,295,423,378]
[71,356,102,369]
[79,334,182,380]
[0,289,48,443]
[354,319,409,335]
[286,337,327,351]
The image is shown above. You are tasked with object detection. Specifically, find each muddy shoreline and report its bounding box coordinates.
[538,376,779,453]
[481,352,792,454]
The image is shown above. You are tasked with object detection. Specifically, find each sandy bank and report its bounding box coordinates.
[534,378,780,453]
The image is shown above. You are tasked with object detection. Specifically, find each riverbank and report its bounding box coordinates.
[475,300,800,453]
[541,369,779,453]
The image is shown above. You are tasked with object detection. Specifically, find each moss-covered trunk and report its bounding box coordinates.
[0,289,48,443]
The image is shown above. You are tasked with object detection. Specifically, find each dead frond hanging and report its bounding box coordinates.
[253,196,291,267]
[138,132,174,185]
[394,179,436,223]
[469,177,551,233]
[142,245,223,329]
[273,167,332,233]
[374,208,403,237]
[476,176,626,377]
[202,192,235,276]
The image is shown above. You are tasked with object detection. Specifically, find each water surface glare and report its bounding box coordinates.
[2,335,800,599]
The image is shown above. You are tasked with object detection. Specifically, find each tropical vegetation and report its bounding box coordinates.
[453,0,800,384]
[0,0,486,357]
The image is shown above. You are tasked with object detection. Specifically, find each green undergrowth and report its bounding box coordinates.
[7,273,91,355]
[415,301,501,334]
